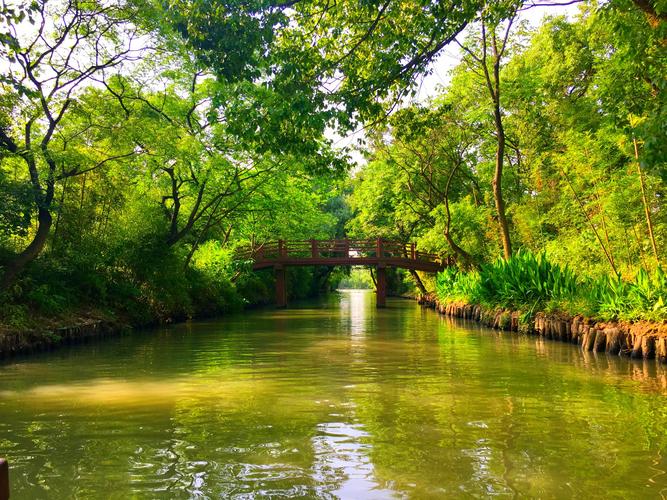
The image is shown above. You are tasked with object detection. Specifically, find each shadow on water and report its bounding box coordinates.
[1,290,666,498]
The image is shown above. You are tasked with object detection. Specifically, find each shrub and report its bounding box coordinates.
[435,249,667,322]
[593,268,667,322]
[435,267,481,303]
[477,250,579,312]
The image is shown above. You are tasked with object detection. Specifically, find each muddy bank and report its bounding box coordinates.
[0,319,130,358]
[419,296,667,363]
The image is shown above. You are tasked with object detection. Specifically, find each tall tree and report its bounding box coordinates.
[161,0,504,130]
[456,9,521,259]
[0,0,144,289]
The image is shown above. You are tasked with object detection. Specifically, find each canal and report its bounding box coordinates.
[1,290,666,498]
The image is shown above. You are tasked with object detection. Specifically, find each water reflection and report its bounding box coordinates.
[338,289,370,337]
[0,290,666,498]
[311,422,398,499]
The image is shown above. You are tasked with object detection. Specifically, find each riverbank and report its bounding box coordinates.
[420,295,667,363]
[0,285,416,358]
[0,302,256,358]
[0,310,131,358]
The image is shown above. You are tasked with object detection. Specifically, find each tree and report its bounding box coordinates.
[455,8,523,259]
[161,0,502,130]
[388,105,480,268]
[0,0,145,289]
[501,6,665,275]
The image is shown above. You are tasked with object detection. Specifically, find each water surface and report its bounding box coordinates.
[1,290,667,498]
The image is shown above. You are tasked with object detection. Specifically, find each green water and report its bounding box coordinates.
[1,291,667,499]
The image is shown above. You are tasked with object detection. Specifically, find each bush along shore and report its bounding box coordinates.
[422,251,667,363]
[0,264,331,358]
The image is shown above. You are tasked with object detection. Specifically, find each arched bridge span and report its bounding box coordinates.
[235,239,448,308]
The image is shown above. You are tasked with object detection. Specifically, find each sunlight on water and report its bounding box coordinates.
[1,290,667,498]
[0,375,277,408]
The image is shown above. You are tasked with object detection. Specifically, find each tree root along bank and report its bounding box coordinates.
[419,296,667,363]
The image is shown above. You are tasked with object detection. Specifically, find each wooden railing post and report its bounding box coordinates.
[411,243,416,260]
[311,239,318,258]
[376,238,383,259]
[278,239,287,259]
[0,458,8,500]
[343,238,349,258]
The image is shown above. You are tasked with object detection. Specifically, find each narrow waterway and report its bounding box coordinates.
[1,290,667,498]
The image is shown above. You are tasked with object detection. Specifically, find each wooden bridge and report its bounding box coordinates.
[235,239,447,308]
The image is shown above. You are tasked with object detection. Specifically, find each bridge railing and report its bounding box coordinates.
[235,239,443,264]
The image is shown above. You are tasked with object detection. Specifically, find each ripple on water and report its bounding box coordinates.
[0,290,666,498]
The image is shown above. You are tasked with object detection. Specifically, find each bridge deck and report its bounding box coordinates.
[236,239,445,271]
[235,239,448,307]
[250,256,443,272]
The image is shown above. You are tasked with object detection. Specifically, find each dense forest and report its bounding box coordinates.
[0,0,665,331]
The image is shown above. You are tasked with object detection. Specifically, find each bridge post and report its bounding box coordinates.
[0,458,8,500]
[275,265,287,308]
[376,264,387,308]
[411,243,416,260]
[278,239,287,258]
[376,238,383,259]
[311,239,318,258]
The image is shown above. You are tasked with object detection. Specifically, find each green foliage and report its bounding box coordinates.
[165,0,495,126]
[234,273,271,306]
[349,3,666,325]
[0,300,29,329]
[1,0,666,333]
[25,284,69,315]
[436,250,667,322]
[337,268,374,290]
[591,269,667,322]
[435,267,481,304]
[477,250,579,311]
[0,172,32,238]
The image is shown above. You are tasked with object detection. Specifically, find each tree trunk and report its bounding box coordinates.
[492,96,512,260]
[369,268,377,288]
[633,223,650,271]
[408,269,428,295]
[634,137,659,264]
[479,24,513,261]
[0,207,53,291]
[444,164,477,269]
